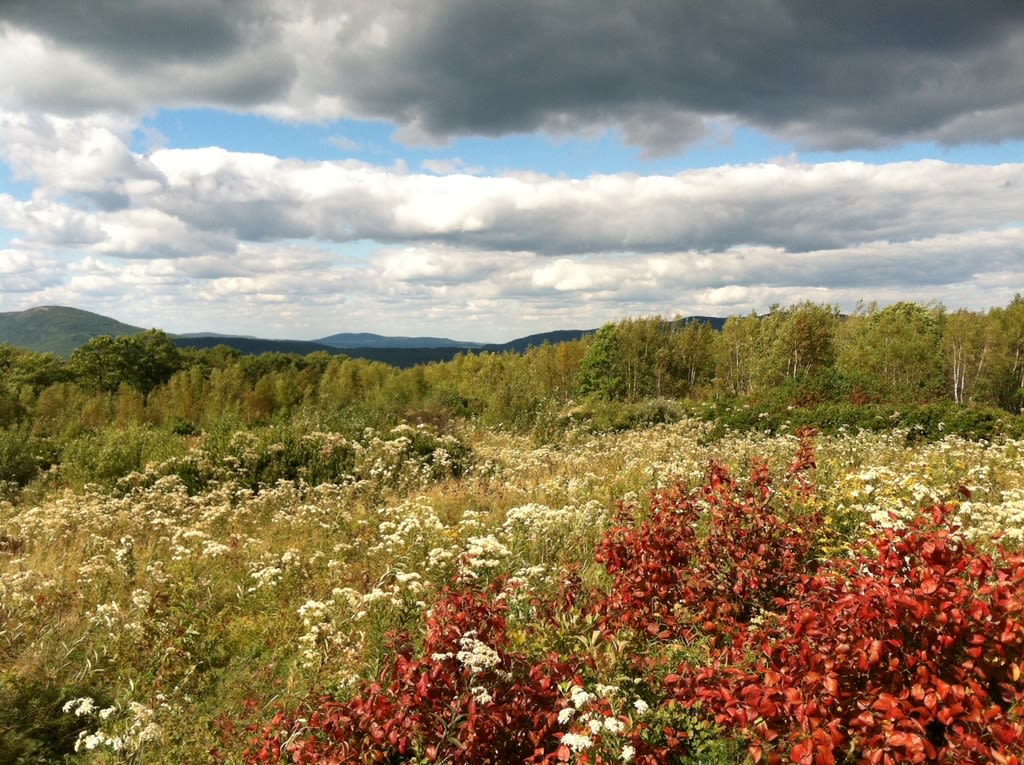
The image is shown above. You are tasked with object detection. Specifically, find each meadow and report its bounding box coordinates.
[3,416,1023,763]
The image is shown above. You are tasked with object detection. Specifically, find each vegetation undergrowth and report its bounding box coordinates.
[240,429,1024,764]
[3,295,1024,762]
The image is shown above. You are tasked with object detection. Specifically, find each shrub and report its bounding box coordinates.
[575,398,686,433]
[0,427,44,493]
[700,400,1023,443]
[677,504,1024,764]
[0,676,110,763]
[245,582,578,764]
[59,424,184,489]
[594,430,821,643]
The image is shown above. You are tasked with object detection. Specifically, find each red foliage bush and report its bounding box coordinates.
[245,582,579,764]
[675,504,1024,764]
[245,430,1024,765]
[594,445,822,643]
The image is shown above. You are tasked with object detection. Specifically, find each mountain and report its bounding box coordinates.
[0,306,145,357]
[482,329,595,353]
[170,336,344,357]
[175,331,262,340]
[315,332,483,349]
[168,336,479,366]
[674,315,728,331]
[0,306,730,367]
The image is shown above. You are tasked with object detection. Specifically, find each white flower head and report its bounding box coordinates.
[603,716,626,734]
[561,732,594,752]
[456,631,502,676]
[569,684,594,709]
[63,697,97,717]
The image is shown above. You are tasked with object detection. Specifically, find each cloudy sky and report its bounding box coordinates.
[1,1,1022,342]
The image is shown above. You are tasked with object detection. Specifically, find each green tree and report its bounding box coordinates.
[764,302,839,383]
[837,302,945,402]
[659,319,718,398]
[0,344,68,391]
[615,316,665,399]
[982,295,1024,411]
[526,339,586,402]
[942,308,990,405]
[578,323,625,399]
[715,312,762,397]
[147,365,212,427]
[70,330,183,395]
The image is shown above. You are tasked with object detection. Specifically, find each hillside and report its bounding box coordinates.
[0,305,145,356]
[674,315,728,331]
[481,328,594,353]
[0,305,726,364]
[175,329,603,367]
[170,335,345,357]
[315,332,483,349]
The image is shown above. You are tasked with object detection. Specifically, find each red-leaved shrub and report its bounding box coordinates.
[675,504,1024,764]
[245,581,579,764]
[594,442,822,643]
[245,430,1024,765]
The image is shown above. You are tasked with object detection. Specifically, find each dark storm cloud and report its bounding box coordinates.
[323,0,1024,150]
[3,0,255,64]
[3,1,1023,151]
[0,0,294,113]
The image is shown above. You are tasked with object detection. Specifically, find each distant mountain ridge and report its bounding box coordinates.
[173,328,599,367]
[0,306,726,367]
[315,332,483,349]
[0,306,146,357]
[171,336,344,357]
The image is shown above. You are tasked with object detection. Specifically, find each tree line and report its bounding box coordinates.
[581,298,1024,410]
[1,296,1023,445]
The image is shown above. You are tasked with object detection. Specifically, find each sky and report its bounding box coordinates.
[1,1,1023,343]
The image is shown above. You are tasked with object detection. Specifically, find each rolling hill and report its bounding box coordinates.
[169,335,345,357]
[0,306,146,357]
[315,332,483,350]
[0,306,726,367]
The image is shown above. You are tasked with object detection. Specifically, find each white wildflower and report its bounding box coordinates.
[603,716,626,734]
[471,685,494,705]
[569,684,594,709]
[63,697,97,716]
[561,732,594,752]
[456,631,501,675]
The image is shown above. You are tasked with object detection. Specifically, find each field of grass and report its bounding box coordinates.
[2,419,1023,762]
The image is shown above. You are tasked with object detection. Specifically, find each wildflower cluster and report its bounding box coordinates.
[63,696,165,757]
[245,429,1024,764]
[4,417,1024,762]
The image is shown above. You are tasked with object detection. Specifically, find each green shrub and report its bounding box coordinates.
[570,397,685,433]
[215,426,359,491]
[127,421,473,495]
[0,674,110,764]
[699,399,1023,442]
[60,424,184,489]
[0,427,52,497]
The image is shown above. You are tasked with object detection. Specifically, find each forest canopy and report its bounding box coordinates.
[1,296,1023,500]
